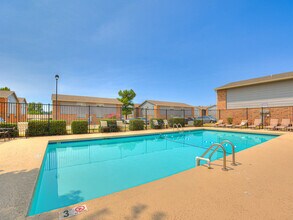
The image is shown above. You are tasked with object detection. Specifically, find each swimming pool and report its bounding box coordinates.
[29,130,277,215]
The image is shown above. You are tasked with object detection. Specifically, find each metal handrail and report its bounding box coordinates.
[221,140,236,166]
[173,124,178,131]
[196,143,228,171]
[173,123,183,131]
[208,140,236,166]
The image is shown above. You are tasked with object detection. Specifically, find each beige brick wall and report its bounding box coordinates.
[217,89,227,110]
[218,107,293,126]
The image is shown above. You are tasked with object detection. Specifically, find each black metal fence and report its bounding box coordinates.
[0,102,198,121]
[1,102,292,135]
[214,107,293,128]
[0,102,196,134]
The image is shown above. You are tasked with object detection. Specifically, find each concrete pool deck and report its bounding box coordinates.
[0,127,293,220]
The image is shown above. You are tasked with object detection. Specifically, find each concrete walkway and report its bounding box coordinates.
[0,128,292,220]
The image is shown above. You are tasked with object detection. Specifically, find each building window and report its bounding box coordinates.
[8,103,16,114]
[21,104,27,115]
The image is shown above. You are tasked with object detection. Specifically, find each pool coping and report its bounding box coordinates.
[0,127,292,220]
[47,127,284,144]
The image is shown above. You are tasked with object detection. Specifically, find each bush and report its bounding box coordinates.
[71,121,88,134]
[168,118,185,127]
[150,118,164,129]
[99,119,118,132]
[28,121,48,136]
[129,119,144,131]
[0,123,19,137]
[49,121,67,135]
[28,120,67,136]
[194,120,203,127]
[227,117,233,125]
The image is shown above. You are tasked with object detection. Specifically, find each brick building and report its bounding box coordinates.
[0,91,28,123]
[128,104,140,119]
[194,105,217,118]
[215,71,293,125]
[18,97,27,122]
[139,100,194,120]
[52,94,122,124]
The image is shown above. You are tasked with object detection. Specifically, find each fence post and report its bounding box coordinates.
[48,104,50,133]
[7,102,9,124]
[16,103,19,123]
[261,107,264,129]
[246,108,248,128]
[55,102,58,120]
[5,102,7,124]
[88,105,91,133]
[165,109,167,120]
[145,109,148,130]
[125,107,127,132]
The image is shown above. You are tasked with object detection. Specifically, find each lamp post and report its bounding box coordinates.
[55,74,59,120]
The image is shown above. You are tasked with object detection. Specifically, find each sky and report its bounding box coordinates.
[0,0,293,105]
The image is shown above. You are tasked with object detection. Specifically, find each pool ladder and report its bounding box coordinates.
[196,140,236,171]
[173,123,183,131]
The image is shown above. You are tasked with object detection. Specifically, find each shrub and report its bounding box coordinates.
[28,120,67,136]
[194,120,203,127]
[168,118,185,127]
[150,118,164,129]
[99,119,118,132]
[227,117,233,125]
[28,121,48,136]
[49,121,67,135]
[71,121,88,134]
[129,119,144,131]
[0,123,19,137]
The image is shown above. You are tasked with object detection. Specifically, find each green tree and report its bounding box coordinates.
[28,102,44,114]
[0,87,10,91]
[117,89,136,119]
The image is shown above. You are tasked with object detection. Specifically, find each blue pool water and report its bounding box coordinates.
[29,130,277,215]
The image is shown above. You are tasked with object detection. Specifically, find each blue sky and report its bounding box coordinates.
[0,0,293,105]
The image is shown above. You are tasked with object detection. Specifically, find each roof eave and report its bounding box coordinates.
[57,100,122,105]
[215,76,293,91]
[141,100,193,108]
